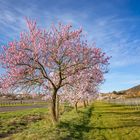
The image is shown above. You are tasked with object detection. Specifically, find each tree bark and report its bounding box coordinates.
[83,100,87,108]
[75,102,78,112]
[86,100,89,106]
[51,89,58,123]
[56,94,59,120]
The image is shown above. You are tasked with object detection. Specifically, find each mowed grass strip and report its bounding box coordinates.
[85,102,140,140]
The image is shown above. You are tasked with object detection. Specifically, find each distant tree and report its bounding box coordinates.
[60,69,103,111]
[117,91,125,95]
[113,91,117,94]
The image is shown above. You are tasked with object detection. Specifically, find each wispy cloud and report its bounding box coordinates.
[0,0,140,92]
[0,0,87,42]
[85,16,140,68]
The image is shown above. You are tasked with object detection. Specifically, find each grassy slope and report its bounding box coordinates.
[1,102,140,140]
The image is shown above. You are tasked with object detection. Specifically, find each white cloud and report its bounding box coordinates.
[0,0,140,92]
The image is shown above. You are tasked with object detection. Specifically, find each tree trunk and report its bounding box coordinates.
[75,102,78,112]
[86,100,89,106]
[83,100,87,108]
[56,94,59,120]
[51,90,58,123]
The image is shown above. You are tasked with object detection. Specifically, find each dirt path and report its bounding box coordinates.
[0,104,47,112]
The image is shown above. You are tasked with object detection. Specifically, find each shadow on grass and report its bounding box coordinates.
[84,103,140,139]
[91,123,140,131]
[57,106,93,140]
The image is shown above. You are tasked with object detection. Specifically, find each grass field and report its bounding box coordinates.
[85,102,140,140]
[0,108,48,138]
[1,102,140,140]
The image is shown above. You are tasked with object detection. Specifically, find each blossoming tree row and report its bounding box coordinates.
[0,19,110,122]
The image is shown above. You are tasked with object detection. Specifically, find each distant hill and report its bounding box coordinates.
[124,84,140,98]
[126,84,140,93]
[99,85,140,100]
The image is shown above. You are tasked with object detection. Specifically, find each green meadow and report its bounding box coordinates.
[1,102,140,140]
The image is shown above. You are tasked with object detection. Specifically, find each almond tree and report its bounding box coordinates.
[60,67,104,111]
[0,19,109,122]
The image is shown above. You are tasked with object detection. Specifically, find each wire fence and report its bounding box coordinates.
[104,98,140,110]
[106,98,140,105]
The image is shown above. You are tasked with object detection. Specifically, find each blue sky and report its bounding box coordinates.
[0,0,140,92]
